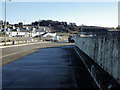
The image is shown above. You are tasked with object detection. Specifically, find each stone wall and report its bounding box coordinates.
[74,36,120,83]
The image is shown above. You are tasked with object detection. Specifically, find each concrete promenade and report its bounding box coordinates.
[2,46,98,89]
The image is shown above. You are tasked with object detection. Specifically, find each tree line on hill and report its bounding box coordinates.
[31,20,79,33]
[1,20,119,34]
[31,20,114,34]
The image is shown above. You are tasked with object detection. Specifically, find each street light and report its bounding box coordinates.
[0,1,2,30]
[4,0,12,46]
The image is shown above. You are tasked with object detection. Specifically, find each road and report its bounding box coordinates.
[1,42,74,65]
[2,46,98,89]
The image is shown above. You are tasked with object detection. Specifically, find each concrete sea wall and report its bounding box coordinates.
[74,36,120,85]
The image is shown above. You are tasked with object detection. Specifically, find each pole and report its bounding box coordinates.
[4,0,6,46]
[0,0,2,30]
[24,20,25,25]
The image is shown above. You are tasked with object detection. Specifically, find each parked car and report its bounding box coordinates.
[68,36,74,43]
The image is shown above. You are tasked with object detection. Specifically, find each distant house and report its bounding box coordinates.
[5,26,52,38]
[42,32,57,41]
[6,28,29,37]
[30,26,51,37]
[43,32,56,37]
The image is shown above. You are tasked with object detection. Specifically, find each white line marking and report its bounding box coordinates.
[0,50,31,58]
[0,42,51,49]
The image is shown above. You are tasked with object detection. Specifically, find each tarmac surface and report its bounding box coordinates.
[2,46,98,89]
[1,42,74,66]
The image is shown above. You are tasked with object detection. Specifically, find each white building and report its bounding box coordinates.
[6,26,52,38]
[6,31,29,37]
[6,28,29,37]
[43,33,56,37]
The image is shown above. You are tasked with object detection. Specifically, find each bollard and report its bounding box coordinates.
[12,41,16,45]
[25,40,28,43]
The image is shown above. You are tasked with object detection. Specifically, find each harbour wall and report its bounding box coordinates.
[74,35,120,88]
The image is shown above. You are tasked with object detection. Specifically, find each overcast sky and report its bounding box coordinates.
[0,0,119,27]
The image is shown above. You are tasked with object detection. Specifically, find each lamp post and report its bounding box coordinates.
[4,0,11,46]
[4,0,7,45]
[0,0,2,31]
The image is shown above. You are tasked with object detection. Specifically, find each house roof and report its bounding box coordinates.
[20,29,28,32]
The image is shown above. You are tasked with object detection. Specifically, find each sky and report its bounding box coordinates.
[1,0,119,2]
[0,0,119,28]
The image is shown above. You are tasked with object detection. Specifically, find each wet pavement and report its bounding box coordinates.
[2,42,73,66]
[2,46,98,89]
